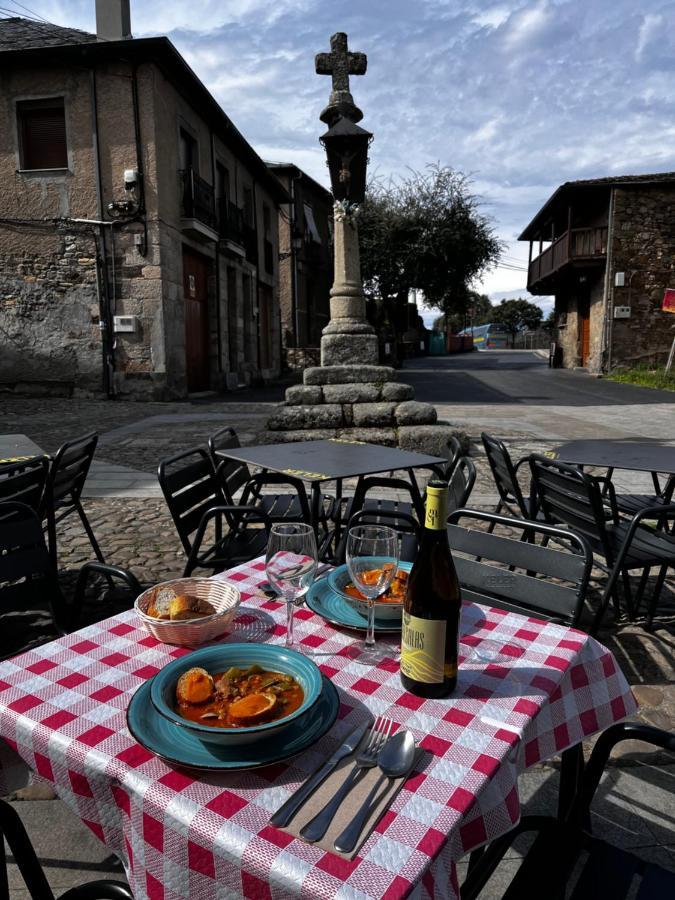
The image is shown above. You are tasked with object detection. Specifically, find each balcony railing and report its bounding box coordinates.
[219,199,244,246]
[243,224,258,265]
[528,226,608,288]
[180,169,216,229]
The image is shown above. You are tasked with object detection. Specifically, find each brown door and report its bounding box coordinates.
[183,247,210,391]
[578,294,590,366]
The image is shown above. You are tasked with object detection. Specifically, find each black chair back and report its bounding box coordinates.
[447,457,476,514]
[481,432,529,516]
[447,509,592,626]
[46,431,98,508]
[0,501,52,587]
[529,454,615,560]
[0,457,47,511]
[207,426,251,501]
[350,475,425,523]
[157,447,226,555]
[337,508,421,564]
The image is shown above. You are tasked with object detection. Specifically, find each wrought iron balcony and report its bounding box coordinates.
[527,226,608,291]
[218,199,245,246]
[243,224,258,265]
[180,169,216,229]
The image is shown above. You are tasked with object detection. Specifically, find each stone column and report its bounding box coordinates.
[320,202,378,366]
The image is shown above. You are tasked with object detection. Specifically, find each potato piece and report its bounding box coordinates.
[228,692,277,725]
[176,667,215,704]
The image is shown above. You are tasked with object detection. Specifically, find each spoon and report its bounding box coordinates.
[333,729,416,854]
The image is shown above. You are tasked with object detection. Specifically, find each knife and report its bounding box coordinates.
[269,720,369,828]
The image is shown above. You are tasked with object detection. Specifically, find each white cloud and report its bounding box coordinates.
[635,12,662,61]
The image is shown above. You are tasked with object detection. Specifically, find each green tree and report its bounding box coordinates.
[491,298,543,346]
[359,166,501,327]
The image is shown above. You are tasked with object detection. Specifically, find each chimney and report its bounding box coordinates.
[96,0,132,41]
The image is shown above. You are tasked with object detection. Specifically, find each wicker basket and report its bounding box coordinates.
[134,578,241,647]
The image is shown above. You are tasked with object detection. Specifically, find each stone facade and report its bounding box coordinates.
[524,175,675,374]
[267,163,333,356]
[0,22,285,398]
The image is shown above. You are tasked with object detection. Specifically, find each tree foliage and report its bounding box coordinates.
[358,165,501,318]
[491,298,543,345]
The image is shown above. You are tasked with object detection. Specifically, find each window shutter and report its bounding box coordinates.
[19,101,68,170]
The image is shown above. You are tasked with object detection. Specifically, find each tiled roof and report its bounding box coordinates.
[563,172,675,188]
[0,16,96,51]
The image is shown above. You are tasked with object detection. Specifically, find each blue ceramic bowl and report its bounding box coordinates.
[327,561,412,621]
[149,643,323,747]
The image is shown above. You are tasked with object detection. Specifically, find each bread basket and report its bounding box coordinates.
[134,578,240,647]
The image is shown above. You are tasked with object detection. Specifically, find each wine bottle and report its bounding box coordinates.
[400,480,460,698]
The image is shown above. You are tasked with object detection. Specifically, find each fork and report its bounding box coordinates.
[300,715,393,843]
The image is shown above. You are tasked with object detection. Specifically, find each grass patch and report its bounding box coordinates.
[608,365,675,392]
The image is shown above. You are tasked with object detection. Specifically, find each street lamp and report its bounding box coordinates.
[319,116,373,204]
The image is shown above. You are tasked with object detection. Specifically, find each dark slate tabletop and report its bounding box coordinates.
[219,438,445,482]
[0,434,46,465]
[554,440,675,474]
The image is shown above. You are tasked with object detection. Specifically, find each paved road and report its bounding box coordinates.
[400,350,675,406]
[398,351,675,441]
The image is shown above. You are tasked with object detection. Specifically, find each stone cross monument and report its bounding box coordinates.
[268,33,455,458]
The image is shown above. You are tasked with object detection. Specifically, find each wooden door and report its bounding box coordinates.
[259,284,273,369]
[578,294,590,366]
[183,247,210,391]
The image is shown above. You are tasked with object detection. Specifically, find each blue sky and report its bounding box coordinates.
[5,0,675,321]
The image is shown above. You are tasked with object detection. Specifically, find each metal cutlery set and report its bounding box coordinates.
[270,716,417,854]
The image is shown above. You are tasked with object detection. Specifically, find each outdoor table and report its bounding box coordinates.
[217,437,446,529]
[0,557,636,900]
[0,433,46,466]
[553,439,675,493]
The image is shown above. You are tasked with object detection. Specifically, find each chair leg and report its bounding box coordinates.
[633,567,651,617]
[591,565,623,635]
[645,565,669,628]
[0,800,56,900]
[558,744,584,821]
[74,501,107,566]
[46,508,58,573]
[620,568,635,620]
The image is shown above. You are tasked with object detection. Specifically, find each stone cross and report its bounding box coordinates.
[315,32,367,118]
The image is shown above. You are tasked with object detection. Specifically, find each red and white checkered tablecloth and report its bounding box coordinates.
[0,557,636,900]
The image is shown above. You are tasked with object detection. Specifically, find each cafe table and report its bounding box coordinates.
[214,437,446,528]
[0,433,46,467]
[0,558,636,900]
[553,439,675,492]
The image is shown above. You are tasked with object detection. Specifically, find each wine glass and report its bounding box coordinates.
[346,524,399,662]
[265,523,318,649]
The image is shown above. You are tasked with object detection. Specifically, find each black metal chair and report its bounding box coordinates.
[335,508,421,564]
[158,447,271,576]
[529,454,675,631]
[612,472,675,520]
[41,432,105,569]
[481,432,534,519]
[461,722,675,900]
[0,796,132,899]
[447,456,477,513]
[0,457,48,511]
[447,510,592,627]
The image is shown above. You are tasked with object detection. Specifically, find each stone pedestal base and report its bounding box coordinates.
[321,333,378,366]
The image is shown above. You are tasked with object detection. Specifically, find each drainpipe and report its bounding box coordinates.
[210,129,223,377]
[89,67,115,398]
[601,188,616,373]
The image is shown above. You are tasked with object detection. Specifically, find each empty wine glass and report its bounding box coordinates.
[265,523,318,649]
[346,524,399,663]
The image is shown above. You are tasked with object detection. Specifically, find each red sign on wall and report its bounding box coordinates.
[663,289,675,313]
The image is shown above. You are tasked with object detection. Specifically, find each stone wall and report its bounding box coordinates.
[608,184,675,369]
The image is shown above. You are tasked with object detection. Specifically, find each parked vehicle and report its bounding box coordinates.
[458,323,510,349]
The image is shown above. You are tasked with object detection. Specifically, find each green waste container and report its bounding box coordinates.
[429,333,446,355]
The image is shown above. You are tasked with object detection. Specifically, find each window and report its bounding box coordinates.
[263,203,271,238]
[179,128,197,173]
[17,98,67,170]
[216,163,229,204]
[303,203,321,243]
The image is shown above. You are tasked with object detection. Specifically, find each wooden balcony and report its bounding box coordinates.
[527,226,608,291]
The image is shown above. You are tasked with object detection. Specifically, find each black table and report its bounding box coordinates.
[219,437,446,528]
[0,434,47,467]
[553,440,675,493]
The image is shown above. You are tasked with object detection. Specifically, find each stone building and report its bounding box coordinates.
[0,2,287,399]
[267,162,333,366]
[520,172,675,372]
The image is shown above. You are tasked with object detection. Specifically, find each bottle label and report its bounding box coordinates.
[425,486,448,531]
[400,611,446,683]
